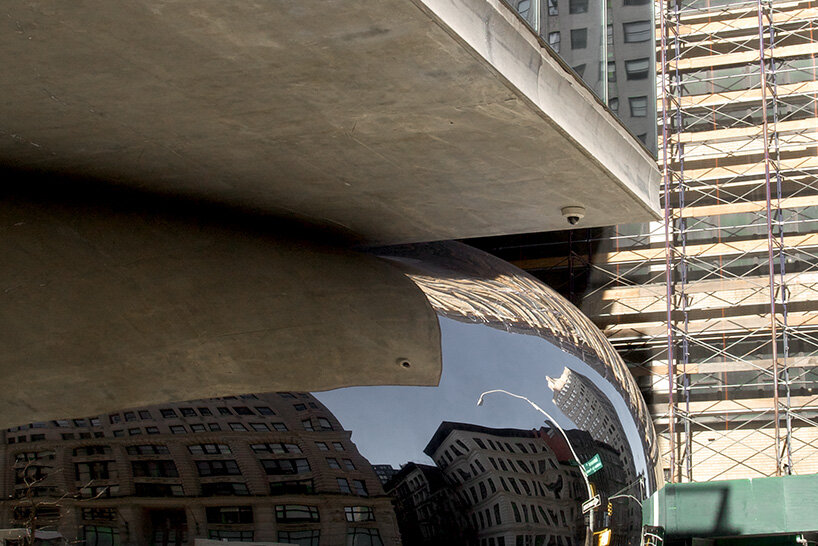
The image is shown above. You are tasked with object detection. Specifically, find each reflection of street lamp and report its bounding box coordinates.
[476,389,596,528]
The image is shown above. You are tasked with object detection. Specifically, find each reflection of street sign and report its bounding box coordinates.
[582,454,603,476]
[582,495,601,513]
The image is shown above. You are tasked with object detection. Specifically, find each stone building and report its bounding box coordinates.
[0,392,399,545]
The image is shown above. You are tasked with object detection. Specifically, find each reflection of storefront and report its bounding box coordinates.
[0,393,400,545]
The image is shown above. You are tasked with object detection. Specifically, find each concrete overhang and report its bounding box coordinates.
[0,0,660,245]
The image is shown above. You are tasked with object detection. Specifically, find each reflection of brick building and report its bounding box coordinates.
[0,392,399,545]
[420,422,584,546]
[384,463,471,546]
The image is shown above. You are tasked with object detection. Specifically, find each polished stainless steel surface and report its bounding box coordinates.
[0,243,658,545]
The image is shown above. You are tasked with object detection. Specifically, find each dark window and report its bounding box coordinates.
[75,462,115,481]
[343,459,356,471]
[128,428,141,436]
[188,443,231,455]
[294,404,307,411]
[269,479,314,495]
[278,392,296,399]
[327,458,341,469]
[569,0,587,13]
[261,459,311,475]
[123,412,137,422]
[146,427,159,435]
[473,438,487,449]
[250,423,269,432]
[160,409,177,419]
[169,425,186,434]
[206,506,253,524]
[197,407,212,416]
[75,446,111,456]
[73,419,86,427]
[352,479,369,497]
[278,530,319,545]
[346,528,383,546]
[251,443,301,454]
[275,504,320,523]
[337,478,351,493]
[317,418,332,431]
[131,460,179,478]
[179,407,196,417]
[625,58,650,80]
[570,28,587,49]
[201,482,249,496]
[316,442,329,451]
[217,407,232,416]
[83,526,119,546]
[333,442,344,452]
[302,419,314,431]
[126,444,169,455]
[209,530,253,541]
[208,423,221,431]
[233,406,253,415]
[255,406,275,416]
[138,411,152,419]
[30,434,45,442]
[196,460,242,477]
[190,424,206,432]
[134,483,184,496]
[229,423,247,432]
[272,423,288,432]
[630,96,648,117]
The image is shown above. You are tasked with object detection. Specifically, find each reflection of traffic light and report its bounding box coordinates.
[607,502,613,516]
[596,528,612,546]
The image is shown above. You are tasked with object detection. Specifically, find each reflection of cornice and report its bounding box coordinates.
[424,421,539,457]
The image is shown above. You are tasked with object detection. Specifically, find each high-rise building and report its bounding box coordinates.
[471,0,818,483]
[0,393,399,545]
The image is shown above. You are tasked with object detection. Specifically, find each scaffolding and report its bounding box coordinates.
[473,0,818,483]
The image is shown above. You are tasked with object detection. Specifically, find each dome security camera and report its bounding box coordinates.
[561,206,586,226]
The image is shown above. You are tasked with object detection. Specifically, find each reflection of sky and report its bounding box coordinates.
[316,317,649,482]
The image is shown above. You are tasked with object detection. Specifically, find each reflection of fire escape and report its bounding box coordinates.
[658,0,818,482]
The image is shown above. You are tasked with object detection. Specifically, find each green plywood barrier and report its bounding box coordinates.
[642,474,818,538]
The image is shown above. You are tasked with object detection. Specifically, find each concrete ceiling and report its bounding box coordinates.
[0,0,660,245]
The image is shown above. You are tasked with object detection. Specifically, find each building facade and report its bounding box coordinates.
[1,392,400,545]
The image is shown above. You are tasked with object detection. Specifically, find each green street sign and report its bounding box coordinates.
[582,454,603,476]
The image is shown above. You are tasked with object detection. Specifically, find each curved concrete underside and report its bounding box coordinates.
[0,186,441,428]
[0,0,659,245]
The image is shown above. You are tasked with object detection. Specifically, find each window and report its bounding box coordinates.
[608,61,616,82]
[625,58,650,80]
[169,425,187,434]
[197,460,242,476]
[272,423,289,432]
[109,415,121,424]
[345,506,375,522]
[624,0,650,5]
[294,403,307,411]
[352,479,369,496]
[138,410,152,419]
[94,432,105,438]
[229,423,247,432]
[333,442,345,452]
[251,443,301,454]
[609,97,619,112]
[190,424,206,432]
[343,459,356,471]
[278,392,297,399]
[201,482,250,496]
[73,419,86,427]
[208,423,221,431]
[316,442,329,451]
[179,407,196,417]
[131,460,179,478]
[30,434,45,442]
[233,406,254,416]
[572,64,586,78]
[270,479,314,495]
[206,506,253,524]
[250,423,269,432]
[188,443,231,455]
[218,407,232,416]
[630,95,648,117]
[79,433,91,439]
[346,528,383,546]
[83,525,119,546]
[607,24,613,46]
[570,28,587,49]
[209,530,253,541]
[74,446,111,457]
[128,428,141,436]
[121,412,135,422]
[61,433,74,440]
[624,20,651,42]
[146,427,159,435]
[134,483,183,496]
[75,461,115,481]
[160,409,177,419]
[197,407,212,416]
[547,32,560,53]
[275,504,320,523]
[494,503,502,525]
[327,458,341,469]
[82,508,117,521]
[127,444,169,456]
[548,0,558,15]
[569,0,587,13]
[262,459,311,475]
[278,530,319,545]
[338,478,352,493]
[54,419,71,427]
[316,418,332,431]
[302,419,314,431]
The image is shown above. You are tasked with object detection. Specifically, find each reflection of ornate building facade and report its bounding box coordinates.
[420,422,584,546]
[0,392,399,545]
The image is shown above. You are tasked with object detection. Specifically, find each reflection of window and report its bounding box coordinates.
[132,460,179,478]
[625,58,650,79]
[352,479,369,496]
[275,504,320,523]
[327,458,341,469]
[209,530,254,541]
[196,460,241,477]
[570,28,587,49]
[516,0,531,20]
[624,0,650,5]
[609,97,619,112]
[572,64,586,78]
[83,526,119,546]
[206,506,253,524]
[638,133,648,144]
[188,443,231,455]
[262,458,311,475]
[630,96,648,117]
[624,20,652,42]
[345,506,375,522]
[569,0,588,13]
[337,478,352,493]
[318,418,333,431]
[346,528,383,546]
[548,0,558,15]
[608,61,616,82]
[278,530,319,546]
[607,24,613,45]
[201,482,249,496]
[251,442,301,454]
[548,32,561,53]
